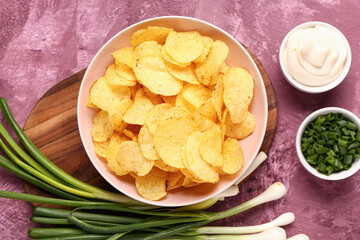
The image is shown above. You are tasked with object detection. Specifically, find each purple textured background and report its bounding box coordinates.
[1,1,360,239]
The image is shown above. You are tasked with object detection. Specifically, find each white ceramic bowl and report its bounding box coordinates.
[296,107,360,180]
[279,21,351,94]
[77,16,268,206]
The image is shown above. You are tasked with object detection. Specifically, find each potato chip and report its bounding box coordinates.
[108,98,133,131]
[221,138,244,174]
[111,47,135,68]
[89,77,131,111]
[183,131,219,183]
[194,116,218,132]
[225,111,256,139]
[106,133,130,175]
[166,171,184,191]
[133,56,183,96]
[123,88,154,125]
[154,158,178,172]
[195,40,229,86]
[123,129,137,142]
[145,103,173,135]
[91,110,113,142]
[175,93,196,114]
[131,26,173,47]
[161,45,190,67]
[134,40,162,61]
[106,64,137,87]
[193,36,213,63]
[165,61,199,85]
[165,31,204,64]
[181,84,212,109]
[223,67,254,123]
[138,125,160,161]
[154,107,197,169]
[116,141,154,176]
[93,140,110,158]
[212,73,224,121]
[135,167,168,201]
[199,126,223,168]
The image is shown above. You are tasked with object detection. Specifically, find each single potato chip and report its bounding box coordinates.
[181,84,212,109]
[154,107,197,169]
[145,103,173,134]
[89,77,131,111]
[165,31,204,64]
[199,126,223,167]
[106,64,137,87]
[111,47,135,68]
[165,61,199,85]
[133,40,162,62]
[106,133,130,176]
[193,36,213,63]
[221,138,244,174]
[116,141,154,176]
[161,45,191,67]
[93,140,110,158]
[154,158,178,172]
[131,26,173,47]
[123,88,154,125]
[223,67,254,123]
[195,40,229,86]
[91,110,113,142]
[225,111,256,139]
[108,98,133,131]
[138,125,160,161]
[183,131,219,183]
[166,171,184,191]
[135,167,168,201]
[133,56,183,96]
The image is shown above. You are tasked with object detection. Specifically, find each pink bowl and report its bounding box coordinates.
[77,16,268,207]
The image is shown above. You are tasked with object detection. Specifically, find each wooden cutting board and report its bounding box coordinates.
[22,47,278,204]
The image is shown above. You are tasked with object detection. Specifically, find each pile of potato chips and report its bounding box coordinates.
[87,26,256,201]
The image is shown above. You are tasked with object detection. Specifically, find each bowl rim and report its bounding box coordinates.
[77,16,268,206]
[279,21,352,94]
[296,107,360,180]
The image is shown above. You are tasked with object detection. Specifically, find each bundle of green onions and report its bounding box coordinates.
[0,97,306,239]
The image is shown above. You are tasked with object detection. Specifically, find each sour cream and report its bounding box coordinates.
[284,25,348,87]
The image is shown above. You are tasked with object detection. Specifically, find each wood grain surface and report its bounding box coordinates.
[22,47,278,205]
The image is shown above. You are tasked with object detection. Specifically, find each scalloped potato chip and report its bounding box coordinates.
[221,138,244,174]
[223,67,254,123]
[111,47,135,68]
[165,31,204,64]
[135,167,168,201]
[89,77,131,111]
[131,26,173,47]
[91,110,113,142]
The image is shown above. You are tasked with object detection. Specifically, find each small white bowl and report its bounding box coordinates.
[296,107,360,180]
[279,21,351,94]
